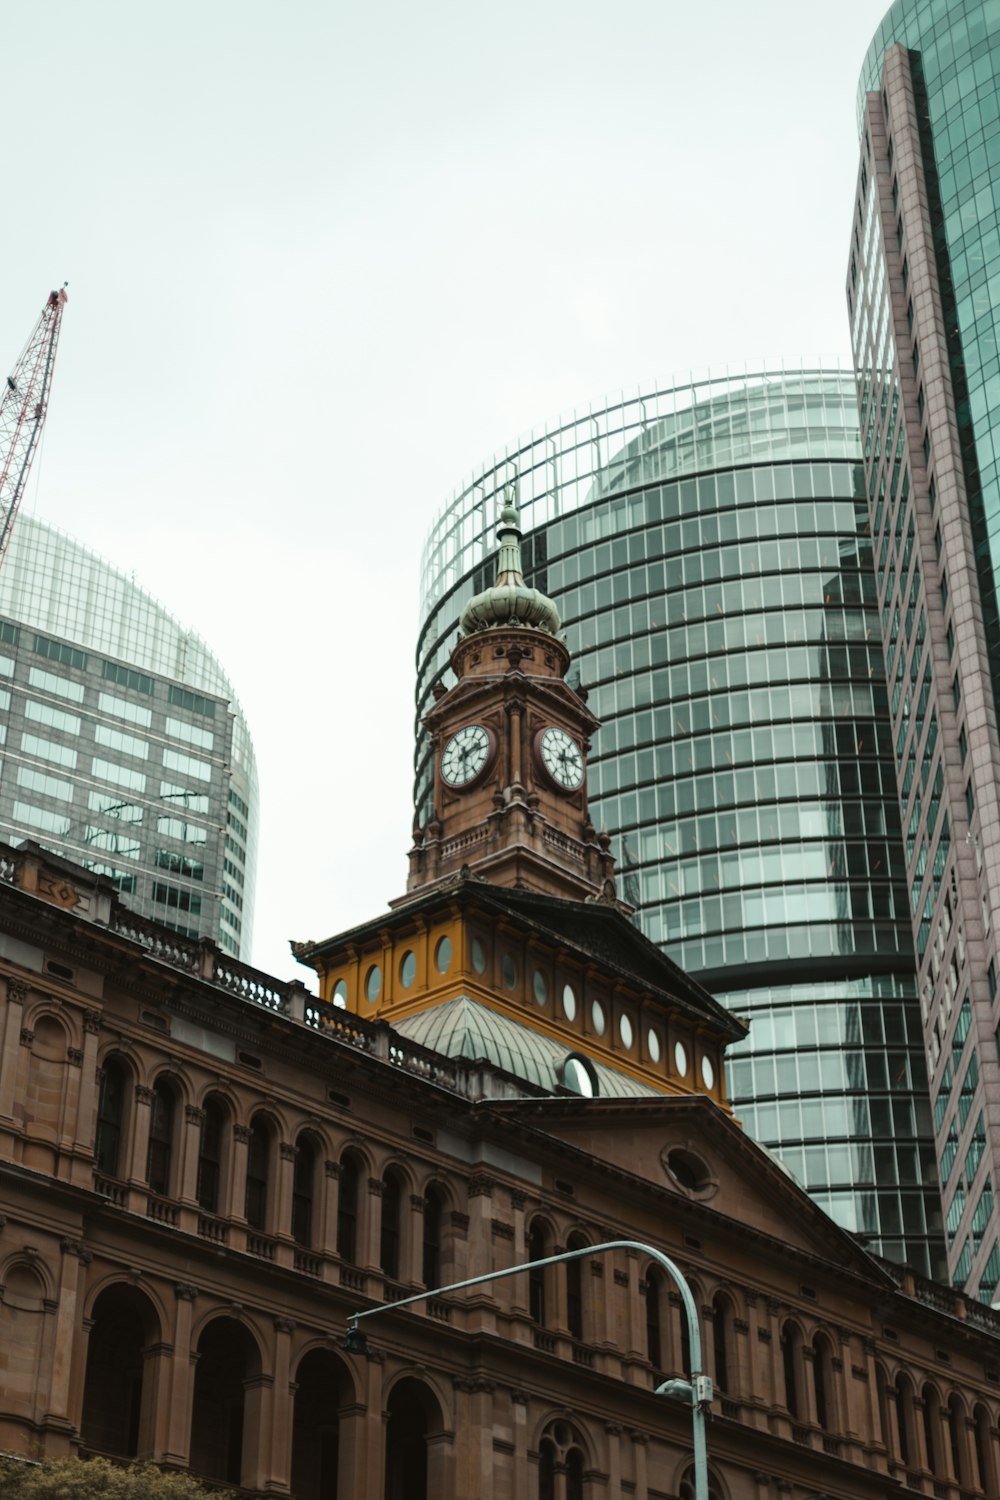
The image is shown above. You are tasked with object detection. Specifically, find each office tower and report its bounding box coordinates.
[0,515,258,958]
[416,369,943,1277]
[850,1,1000,1296]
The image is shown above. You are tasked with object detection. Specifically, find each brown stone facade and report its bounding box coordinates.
[1,843,1000,1497]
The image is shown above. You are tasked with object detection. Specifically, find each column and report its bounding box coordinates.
[322,1159,340,1267]
[464,1175,498,1335]
[510,1390,531,1495]
[242,1368,275,1493]
[406,1193,425,1286]
[41,1238,88,1436]
[68,1010,102,1187]
[367,1176,384,1273]
[229,1123,251,1251]
[604,1423,623,1495]
[264,1316,295,1493]
[509,1191,529,1321]
[630,1430,648,1500]
[275,1142,297,1260]
[161,1282,198,1468]
[454,1377,494,1495]
[179,1106,204,1222]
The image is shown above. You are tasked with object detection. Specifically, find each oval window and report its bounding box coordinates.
[591,1000,606,1037]
[562,983,577,1022]
[365,965,381,1005]
[471,937,487,974]
[400,951,416,988]
[435,936,452,974]
[674,1040,688,1077]
[563,1055,596,1098]
[647,1028,661,1064]
[332,979,348,1009]
[533,970,547,1006]
[701,1055,715,1090]
[502,954,517,990]
[619,1014,634,1049]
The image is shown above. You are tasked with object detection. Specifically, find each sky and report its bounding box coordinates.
[2,0,893,982]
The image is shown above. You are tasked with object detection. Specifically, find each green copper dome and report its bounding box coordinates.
[459,496,560,636]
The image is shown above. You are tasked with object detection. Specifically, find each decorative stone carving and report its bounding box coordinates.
[135,1085,155,1105]
[6,978,27,1005]
[175,1283,198,1302]
[468,1173,495,1199]
[66,1048,83,1067]
[82,1009,102,1033]
[325,1159,341,1179]
[185,1106,206,1125]
[233,1124,252,1143]
[279,1142,298,1161]
[368,1178,384,1197]
[19,1028,33,1047]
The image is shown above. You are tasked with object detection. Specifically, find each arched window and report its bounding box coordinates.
[0,1263,46,1426]
[292,1135,318,1247]
[146,1078,176,1196]
[291,1347,350,1500]
[781,1322,802,1420]
[380,1169,403,1280]
[922,1383,942,1478]
[384,1378,444,1500]
[566,1448,584,1500]
[566,1232,587,1342]
[645,1266,664,1373]
[190,1318,261,1487]
[812,1333,834,1432]
[973,1403,994,1494]
[947,1392,967,1486]
[81,1285,159,1458]
[337,1153,361,1263]
[528,1220,549,1325]
[197,1096,227,1214]
[95,1056,128,1177]
[423,1186,444,1288]
[712,1293,731,1394]
[895,1374,914,1467]
[245,1116,272,1231]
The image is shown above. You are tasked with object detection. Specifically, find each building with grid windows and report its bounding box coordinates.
[849,0,1000,1299]
[415,369,945,1278]
[0,514,258,957]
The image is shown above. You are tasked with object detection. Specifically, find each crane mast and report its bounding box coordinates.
[0,288,68,565]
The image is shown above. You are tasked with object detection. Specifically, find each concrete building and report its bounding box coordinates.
[0,514,258,958]
[416,372,944,1278]
[849,0,1000,1297]
[3,517,1000,1498]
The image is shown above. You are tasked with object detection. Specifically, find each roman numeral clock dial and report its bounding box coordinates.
[440,724,496,789]
[535,726,585,791]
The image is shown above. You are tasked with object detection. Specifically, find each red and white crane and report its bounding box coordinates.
[0,287,68,566]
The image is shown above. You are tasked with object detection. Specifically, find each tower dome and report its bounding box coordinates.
[459,496,560,636]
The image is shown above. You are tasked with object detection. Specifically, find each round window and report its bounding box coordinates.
[533,969,547,1006]
[563,1056,596,1098]
[674,1040,688,1077]
[365,965,382,1004]
[332,979,348,1009]
[647,1029,661,1064]
[562,983,577,1022]
[502,953,517,990]
[701,1055,715,1090]
[471,937,487,974]
[591,1000,606,1036]
[400,951,416,988]
[619,1014,633,1049]
[435,935,452,974]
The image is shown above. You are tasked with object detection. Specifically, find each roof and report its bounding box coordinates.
[296,877,746,1044]
[394,995,662,1099]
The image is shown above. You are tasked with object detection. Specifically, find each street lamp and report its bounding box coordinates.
[343,1237,712,1500]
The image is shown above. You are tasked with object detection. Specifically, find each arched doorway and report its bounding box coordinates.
[190,1317,261,1486]
[384,1377,445,1500]
[291,1348,351,1500]
[80,1284,160,1458]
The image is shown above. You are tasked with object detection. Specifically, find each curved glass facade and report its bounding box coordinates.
[0,515,258,956]
[417,370,943,1275]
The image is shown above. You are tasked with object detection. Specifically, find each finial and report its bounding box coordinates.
[458,488,561,637]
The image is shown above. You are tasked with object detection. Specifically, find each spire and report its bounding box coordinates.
[459,491,561,636]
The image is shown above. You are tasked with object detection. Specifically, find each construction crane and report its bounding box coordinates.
[0,287,68,567]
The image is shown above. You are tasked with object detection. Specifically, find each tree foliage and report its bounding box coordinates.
[0,1456,227,1500]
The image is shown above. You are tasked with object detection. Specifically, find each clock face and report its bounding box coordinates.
[441,724,494,788]
[537,726,584,791]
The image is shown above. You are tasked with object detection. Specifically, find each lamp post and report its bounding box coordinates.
[344,1237,711,1500]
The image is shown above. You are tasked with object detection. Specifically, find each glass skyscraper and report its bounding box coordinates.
[0,515,258,958]
[851,0,1000,1297]
[417,369,943,1276]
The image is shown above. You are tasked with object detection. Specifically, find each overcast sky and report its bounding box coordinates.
[3,0,892,980]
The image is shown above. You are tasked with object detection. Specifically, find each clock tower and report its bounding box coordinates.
[401,497,623,906]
